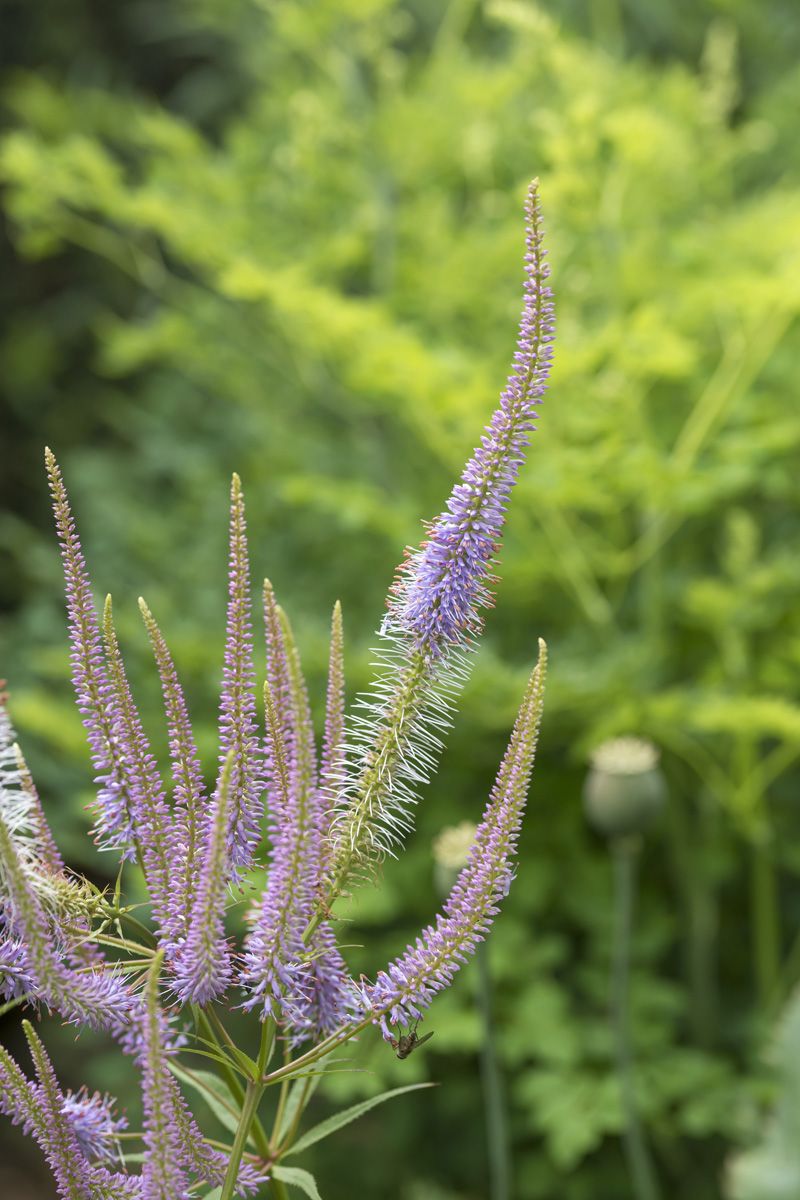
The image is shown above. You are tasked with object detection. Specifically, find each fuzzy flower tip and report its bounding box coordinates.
[388,181,554,656]
[138,598,206,946]
[218,474,264,872]
[171,752,234,1005]
[45,450,136,854]
[359,641,547,1037]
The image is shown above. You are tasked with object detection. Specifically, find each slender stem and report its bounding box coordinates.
[195,1007,272,1160]
[277,1075,313,1156]
[219,1080,264,1200]
[752,836,781,1013]
[262,1015,373,1086]
[269,1179,290,1200]
[270,1047,293,1150]
[737,735,781,1011]
[612,841,661,1200]
[477,941,510,1200]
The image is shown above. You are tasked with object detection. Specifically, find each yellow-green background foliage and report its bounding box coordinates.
[2,1,800,1196]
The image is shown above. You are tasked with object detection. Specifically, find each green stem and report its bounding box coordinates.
[477,941,510,1200]
[269,1179,291,1200]
[612,841,661,1200]
[219,1080,264,1200]
[737,735,781,1012]
[195,1008,272,1160]
[752,836,781,1013]
[262,1015,373,1086]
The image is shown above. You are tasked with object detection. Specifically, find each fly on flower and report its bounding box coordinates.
[390,1019,435,1060]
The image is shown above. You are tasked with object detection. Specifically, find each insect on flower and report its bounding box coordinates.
[390,1019,435,1059]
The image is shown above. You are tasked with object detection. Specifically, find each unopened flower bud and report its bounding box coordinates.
[583,737,666,839]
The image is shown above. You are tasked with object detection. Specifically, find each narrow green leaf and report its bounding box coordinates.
[272,1165,323,1199]
[285,1083,436,1157]
[201,1190,222,1200]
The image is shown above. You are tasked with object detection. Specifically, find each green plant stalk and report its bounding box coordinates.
[219,1079,264,1200]
[194,1007,272,1160]
[477,940,510,1200]
[667,783,718,1048]
[612,841,661,1200]
[737,735,781,1011]
[218,1020,275,1200]
[752,836,781,1014]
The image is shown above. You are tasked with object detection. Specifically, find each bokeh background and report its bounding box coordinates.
[2,1,800,1197]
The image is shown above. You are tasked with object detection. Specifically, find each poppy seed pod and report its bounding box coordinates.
[583,737,666,839]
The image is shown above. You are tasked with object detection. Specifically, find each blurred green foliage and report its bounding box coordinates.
[2,1,800,1197]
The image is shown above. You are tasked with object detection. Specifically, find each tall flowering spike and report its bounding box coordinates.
[171,751,234,1004]
[45,449,135,852]
[0,809,132,1031]
[218,473,263,871]
[326,642,463,889]
[22,1021,92,1200]
[388,180,554,656]
[240,591,321,1035]
[262,578,296,827]
[359,641,547,1037]
[138,598,206,941]
[239,675,314,1035]
[102,596,179,949]
[280,605,319,806]
[326,183,553,895]
[140,952,191,1200]
[319,600,346,812]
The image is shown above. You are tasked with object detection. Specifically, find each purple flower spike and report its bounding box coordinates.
[218,474,264,872]
[102,597,180,951]
[262,579,297,829]
[0,809,132,1032]
[359,642,547,1036]
[23,1021,93,1200]
[171,752,235,1005]
[319,600,346,808]
[139,954,192,1200]
[388,181,554,656]
[45,450,136,854]
[139,599,206,944]
[239,673,313,1034]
